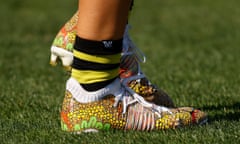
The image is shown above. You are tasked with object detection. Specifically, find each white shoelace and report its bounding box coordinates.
[114,74,172,118]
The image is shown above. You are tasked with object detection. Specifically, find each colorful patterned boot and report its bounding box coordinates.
[61,77,207,132]
[49,12,174,107]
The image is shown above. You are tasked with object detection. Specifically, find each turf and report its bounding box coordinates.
[0,0,240,143]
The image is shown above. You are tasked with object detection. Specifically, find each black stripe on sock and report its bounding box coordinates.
[74,36,123,55]
[81,77,117,91]
[72,57,120,70]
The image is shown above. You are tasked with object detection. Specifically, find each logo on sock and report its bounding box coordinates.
[102,40,113,48]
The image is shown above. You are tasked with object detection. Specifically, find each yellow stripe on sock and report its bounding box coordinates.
[73,50,121,64]
[71,68,119,84]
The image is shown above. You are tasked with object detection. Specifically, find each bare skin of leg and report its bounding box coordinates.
[77,0,132,40]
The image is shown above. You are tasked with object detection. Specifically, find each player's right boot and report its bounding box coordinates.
[61,77,208,132]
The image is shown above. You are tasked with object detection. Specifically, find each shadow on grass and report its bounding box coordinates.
[201,102,240,122]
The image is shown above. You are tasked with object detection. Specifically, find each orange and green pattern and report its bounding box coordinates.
[61,91,126,131]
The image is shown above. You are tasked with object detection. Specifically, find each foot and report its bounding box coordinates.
[61,77,207,132]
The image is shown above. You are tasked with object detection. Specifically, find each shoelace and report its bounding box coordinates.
[114,74,172,118]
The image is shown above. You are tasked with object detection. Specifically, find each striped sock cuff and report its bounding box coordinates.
[71,36,123,91]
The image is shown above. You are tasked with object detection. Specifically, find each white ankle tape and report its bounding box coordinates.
[66,77,122,103]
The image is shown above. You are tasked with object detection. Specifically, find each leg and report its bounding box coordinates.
[77,0,131,40]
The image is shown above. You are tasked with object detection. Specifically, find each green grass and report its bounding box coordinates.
[0,0,240,143]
